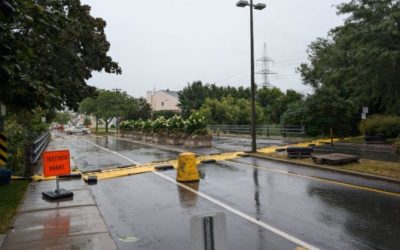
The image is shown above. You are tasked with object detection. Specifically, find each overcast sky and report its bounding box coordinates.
[81,0,348,97]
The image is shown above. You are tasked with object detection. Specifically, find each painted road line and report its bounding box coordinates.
[81,138,141,165]
[80,139,318,249]
[228,160,400,197]
[153,171,319,250]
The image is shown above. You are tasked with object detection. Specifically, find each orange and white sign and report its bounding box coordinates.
[42,150,71,177]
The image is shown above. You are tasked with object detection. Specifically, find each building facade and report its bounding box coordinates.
[146,89,180,112]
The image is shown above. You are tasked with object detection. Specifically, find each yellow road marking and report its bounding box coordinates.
[26,137,357,182]
[228,160,400,197]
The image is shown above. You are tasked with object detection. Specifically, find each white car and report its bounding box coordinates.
[66,126,90,135]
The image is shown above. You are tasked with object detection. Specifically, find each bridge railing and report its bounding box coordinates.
[30,131,51,164]
[24,131,51,176]
[207,125,305,137]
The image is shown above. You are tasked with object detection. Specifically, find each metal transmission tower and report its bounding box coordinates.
[256,43,275,87]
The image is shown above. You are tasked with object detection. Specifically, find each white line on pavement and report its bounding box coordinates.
[81,137,319,250]
[153,171,319,250]
[80,138,141,165]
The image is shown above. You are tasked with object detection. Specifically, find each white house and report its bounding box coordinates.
[146,89,180,112]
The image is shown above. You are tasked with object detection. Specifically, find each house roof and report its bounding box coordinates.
[158,90,179,98]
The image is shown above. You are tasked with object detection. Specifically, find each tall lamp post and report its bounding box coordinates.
[236,0,266,152]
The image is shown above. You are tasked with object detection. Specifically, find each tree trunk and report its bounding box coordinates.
[96,116,99,133]
[116,117,119,134]
[105,118,112,133]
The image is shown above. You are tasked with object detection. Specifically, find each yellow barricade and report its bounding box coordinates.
[177,152,200,182]
[25,138,343,182]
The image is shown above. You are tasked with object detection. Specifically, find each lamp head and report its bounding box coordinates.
[236,0,249,7]
[254,3,266,10]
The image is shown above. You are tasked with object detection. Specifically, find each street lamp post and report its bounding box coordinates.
[236,0,266,153]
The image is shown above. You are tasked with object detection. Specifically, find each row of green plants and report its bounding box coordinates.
[359,115,400,153]
[4,109,51,175]
[359,115,400,138]
[119,113,209,136]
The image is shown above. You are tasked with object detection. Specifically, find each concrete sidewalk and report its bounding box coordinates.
[0,179,116,250]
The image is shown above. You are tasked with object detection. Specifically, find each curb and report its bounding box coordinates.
[248,153,400,185]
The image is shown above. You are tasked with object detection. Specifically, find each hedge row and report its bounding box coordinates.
[359,115,400,138]
[120,113,208,136]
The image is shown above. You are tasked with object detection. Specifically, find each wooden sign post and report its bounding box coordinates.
[42,150,73,200]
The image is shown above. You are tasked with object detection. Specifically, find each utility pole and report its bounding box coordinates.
[256,42,275,87]
[236,0,266,153]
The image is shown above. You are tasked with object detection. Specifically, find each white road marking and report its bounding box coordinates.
[153,172,319,250]
[81,137,319,249]
[80,138,141,165]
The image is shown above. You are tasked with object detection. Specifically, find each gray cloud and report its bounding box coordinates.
[81,0,347,97]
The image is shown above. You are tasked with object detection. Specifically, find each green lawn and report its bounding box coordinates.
[0,181,30,233]
[343,136,396,144]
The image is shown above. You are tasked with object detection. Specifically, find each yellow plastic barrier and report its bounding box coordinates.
[25,138,343,182]
[176,152,200,182]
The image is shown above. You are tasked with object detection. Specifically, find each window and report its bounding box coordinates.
[161,101,164,106]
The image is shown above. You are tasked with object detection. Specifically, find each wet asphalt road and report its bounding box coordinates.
[49,133,400,250]
[49,133,178,171]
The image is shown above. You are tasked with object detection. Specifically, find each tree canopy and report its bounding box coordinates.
[79,90,151,132]
[1,0,121,112]
[178,81,251,118]
[179,81,303,125]
[298,0,400,115]
[257,87,303,124]
[199,96,265,125]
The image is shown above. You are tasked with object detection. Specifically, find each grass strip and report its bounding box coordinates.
[0,181,30,233]
[266,152,400,180]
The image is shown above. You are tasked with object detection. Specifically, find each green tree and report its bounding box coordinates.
[178,81,211,118]
[79,97,99,132]
[125,97,151,120]
[306,87,355,136]
[178,81,251,118]
[257,87,303,124]
[280,101,307,126]
[80,90,140,133]
[1,0,121,113]
[54,112,71,125]
[83,117,92,128]
[199,97,264,125]
[298,0,400,115]
[95,90,135,133]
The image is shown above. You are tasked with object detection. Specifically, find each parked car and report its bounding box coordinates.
[65,126,90,135]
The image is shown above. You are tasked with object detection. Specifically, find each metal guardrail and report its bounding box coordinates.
[30,131,50,164]
[207,125,305,137]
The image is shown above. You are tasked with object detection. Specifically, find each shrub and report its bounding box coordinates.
[185,112,208,135]
[119,120,131,130]
[359,115,400,138]
[119,113,209,136]
[134,119,144,132]
[142,119,153,133]
[166,115,185,134]
[152,116,167,134]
